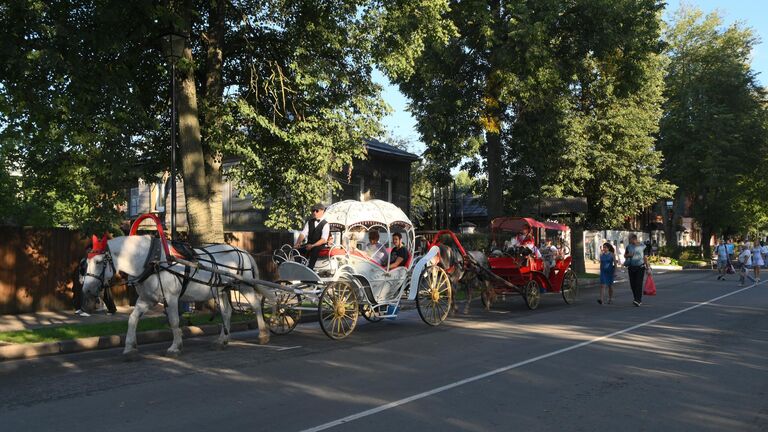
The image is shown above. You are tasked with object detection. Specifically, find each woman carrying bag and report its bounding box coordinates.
[624,234,650,307]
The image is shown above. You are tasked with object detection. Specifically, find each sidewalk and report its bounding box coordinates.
[0,305,162,333]
[0,304,258,361]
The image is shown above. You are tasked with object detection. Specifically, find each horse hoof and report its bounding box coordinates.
[122,350,140,362]
[166,349,181,358]
[214,341,228,350]
[258,335,270,345]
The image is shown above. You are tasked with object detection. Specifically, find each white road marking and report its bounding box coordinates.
[299,279,766,432]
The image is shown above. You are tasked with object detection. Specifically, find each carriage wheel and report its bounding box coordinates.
[261,288,302,336]
[416,266,452,326]
[318,281,359,340]
[523,279,540,310]
[561,270,578,304]
[360,304,383,322]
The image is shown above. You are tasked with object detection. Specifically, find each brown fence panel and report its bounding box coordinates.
[0,228,293,314]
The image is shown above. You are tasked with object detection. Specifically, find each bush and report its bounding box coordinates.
[648,255,679,266]
[657,245,702,260]
[435,232,490,252]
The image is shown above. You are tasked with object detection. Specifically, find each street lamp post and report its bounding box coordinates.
[161,31,186,240]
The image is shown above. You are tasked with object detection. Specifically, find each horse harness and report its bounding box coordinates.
[89,239,256,318]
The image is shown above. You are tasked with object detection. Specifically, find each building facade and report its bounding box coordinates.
[128,139,419,232]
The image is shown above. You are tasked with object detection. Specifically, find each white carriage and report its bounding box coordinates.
[268,200,452,339]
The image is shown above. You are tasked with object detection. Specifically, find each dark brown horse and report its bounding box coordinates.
[435,244,493,314]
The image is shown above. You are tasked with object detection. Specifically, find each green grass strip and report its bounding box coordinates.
[0,313,254,344]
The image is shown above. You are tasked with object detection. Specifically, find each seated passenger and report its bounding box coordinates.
[364,229,388,266]
[542,238,558,275]
[388,232,410,269]
[510,223,535,250]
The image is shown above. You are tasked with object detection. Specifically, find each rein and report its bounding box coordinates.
[85,249,117,292]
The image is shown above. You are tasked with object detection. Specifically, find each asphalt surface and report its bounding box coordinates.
[1,271,766,432]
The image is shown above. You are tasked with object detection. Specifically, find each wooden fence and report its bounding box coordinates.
[0,227,293,314]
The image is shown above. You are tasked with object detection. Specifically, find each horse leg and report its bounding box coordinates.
[123,297,151,357]
[165,297,183,356]
[449,273,460,316]
[463,278,473,315]
[254,292,270,345]
[482,282,494,311]
[216,290,233,349]
[242,288,270,345]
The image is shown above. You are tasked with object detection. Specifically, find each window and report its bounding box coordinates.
[155,181,166,213]
[384,179,392,202]
[129,187,139,216]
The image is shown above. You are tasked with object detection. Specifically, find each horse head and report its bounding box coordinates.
[436,243,465,282]
[82,234,114,298]
[81,234,153,298]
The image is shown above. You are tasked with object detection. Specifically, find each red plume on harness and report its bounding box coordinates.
[88,233,109,258]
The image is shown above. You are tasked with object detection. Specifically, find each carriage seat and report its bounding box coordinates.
[317,247,347,259]
[386,248,413,269]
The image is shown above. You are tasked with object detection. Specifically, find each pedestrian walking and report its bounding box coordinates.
[617,240,626,267]
[624,234,650,306]
[74,247,91,317]
[597,243,618,305]
[751,241,763,282]
[726,239,735,261]
[738,243,752,286]
[715,239,729,280]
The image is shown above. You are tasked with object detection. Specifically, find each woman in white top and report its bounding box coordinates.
[751,242,764,282]
[738,243,752,286]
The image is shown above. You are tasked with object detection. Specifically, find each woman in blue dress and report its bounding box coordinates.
[598,243,618,305]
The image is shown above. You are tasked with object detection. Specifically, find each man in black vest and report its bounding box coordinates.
[294,202,330,269]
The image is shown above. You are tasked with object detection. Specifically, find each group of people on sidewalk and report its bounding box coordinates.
[715,238,767,286]
[597,233,650,307]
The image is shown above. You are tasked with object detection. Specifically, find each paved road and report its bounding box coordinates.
[1,271,766,431]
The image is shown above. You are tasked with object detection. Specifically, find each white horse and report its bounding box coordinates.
[82,235,271,357]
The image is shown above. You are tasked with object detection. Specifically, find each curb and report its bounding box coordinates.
[0,320,258,362]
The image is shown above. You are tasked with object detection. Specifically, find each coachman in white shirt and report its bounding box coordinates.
[294,202,330,269]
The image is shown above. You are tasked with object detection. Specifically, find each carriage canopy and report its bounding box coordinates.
[324,199,413,231]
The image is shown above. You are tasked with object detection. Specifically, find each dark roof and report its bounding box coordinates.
[365,138,420,162]
[521,197,588,216]
[457,195,487,218]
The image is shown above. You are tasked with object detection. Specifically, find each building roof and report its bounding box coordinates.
[365,138,420,161]
[521,197,588,216]
[457,195,487,218]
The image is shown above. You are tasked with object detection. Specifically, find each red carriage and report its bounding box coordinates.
[429,217,578,310]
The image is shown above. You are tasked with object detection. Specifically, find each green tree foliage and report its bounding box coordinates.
[0,0,450,238]
[386,0,669,222]
[660,7,768,251]
[550,51,676,228]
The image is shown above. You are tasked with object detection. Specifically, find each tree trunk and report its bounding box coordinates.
[486,130,503,220]
[485,0,504,221]
[701,225,712,260]
[176,2,219,244]
[571,224,586,274]
[201,0,226,243]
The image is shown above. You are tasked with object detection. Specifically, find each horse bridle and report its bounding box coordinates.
[85,249,117,292]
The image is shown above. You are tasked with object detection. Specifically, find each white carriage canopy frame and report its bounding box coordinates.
[323,200,415,265]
